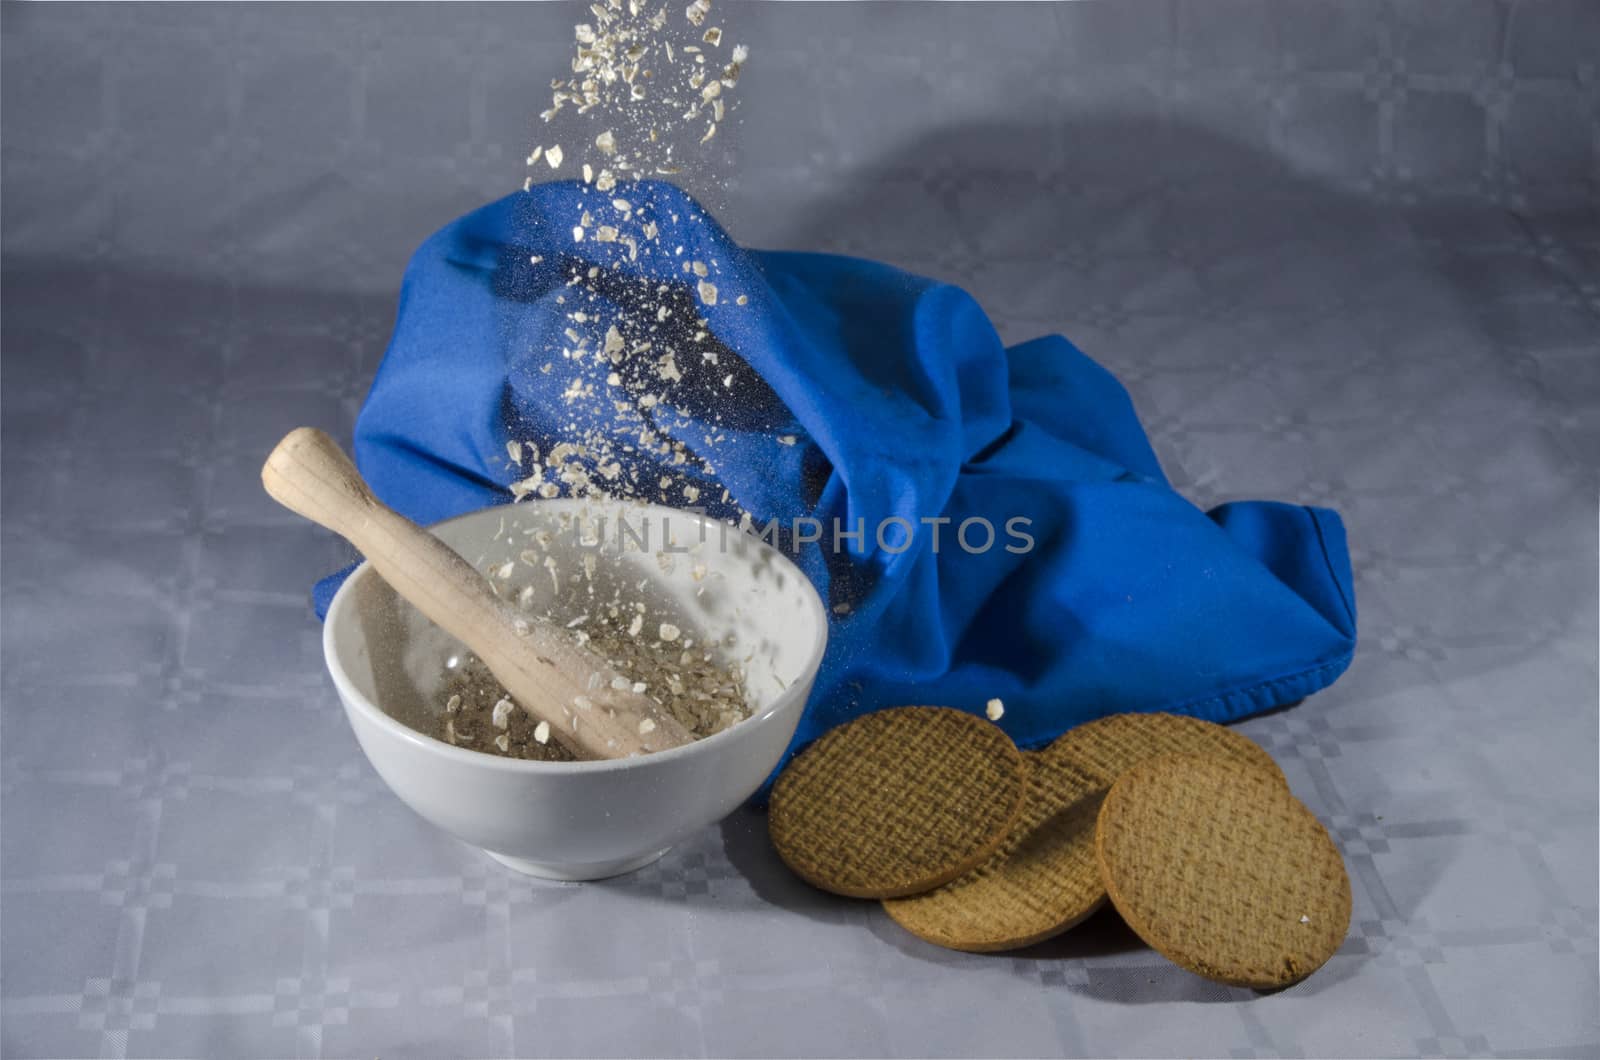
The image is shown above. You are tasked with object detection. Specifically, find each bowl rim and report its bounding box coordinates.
[323,497,829,775]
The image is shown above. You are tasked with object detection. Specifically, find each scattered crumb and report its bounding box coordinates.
[429,566,749,760]
[448,1,768,764]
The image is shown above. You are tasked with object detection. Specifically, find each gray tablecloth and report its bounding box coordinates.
[3,2,1596,1057]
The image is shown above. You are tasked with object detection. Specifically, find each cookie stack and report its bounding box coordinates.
[768,708,1351,990]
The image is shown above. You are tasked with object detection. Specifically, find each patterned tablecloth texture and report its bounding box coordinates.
[2,2,1596,1057]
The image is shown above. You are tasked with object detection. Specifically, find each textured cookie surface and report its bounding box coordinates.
[1096,754,1351,989]
[883,751,1106,952]
[1042,712,1285,788]
[882,713,1281,951]
[769,706,1027,898]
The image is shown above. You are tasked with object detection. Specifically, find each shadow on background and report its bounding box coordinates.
[711,114,1480,993]
[10,111,1578,1000]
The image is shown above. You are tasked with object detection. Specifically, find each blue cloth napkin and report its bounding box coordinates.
[316,179,1356,763]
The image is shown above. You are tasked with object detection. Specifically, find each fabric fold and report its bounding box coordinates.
[319,180,1357,766]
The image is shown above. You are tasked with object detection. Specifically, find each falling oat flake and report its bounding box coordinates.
[508,0,764,523]
[453,0,790,756]
[530,0,748,188]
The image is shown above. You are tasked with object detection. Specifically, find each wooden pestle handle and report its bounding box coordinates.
[261,427,693,760]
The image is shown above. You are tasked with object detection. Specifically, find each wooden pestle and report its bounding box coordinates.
[261,427,694,760]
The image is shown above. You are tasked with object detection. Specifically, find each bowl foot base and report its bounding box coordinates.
[485,847,671,881]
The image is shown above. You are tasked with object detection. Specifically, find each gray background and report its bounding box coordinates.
[3,1,1597,1057]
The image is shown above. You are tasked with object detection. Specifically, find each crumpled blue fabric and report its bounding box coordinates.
[314,179,1356,765]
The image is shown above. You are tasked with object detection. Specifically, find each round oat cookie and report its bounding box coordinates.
[882,751,1107,952]
[1096,753,1351,989]
[882,713,1281,952]
[1041,712,1285,788]
[768,706,1027,899]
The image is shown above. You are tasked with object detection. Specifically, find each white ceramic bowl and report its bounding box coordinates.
[323,497,827,880]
